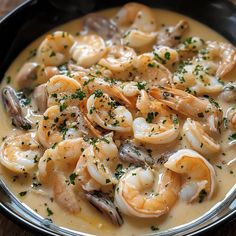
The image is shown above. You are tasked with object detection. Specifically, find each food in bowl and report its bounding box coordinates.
[0,2,236,235]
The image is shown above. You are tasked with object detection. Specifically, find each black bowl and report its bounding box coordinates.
[0,0,236,235]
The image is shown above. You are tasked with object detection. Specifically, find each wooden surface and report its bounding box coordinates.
[0,0,236,235]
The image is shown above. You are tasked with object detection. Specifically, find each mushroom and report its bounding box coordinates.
[15,62,39,89]
[84,191,123,226]
[32,83,48,113]
[156,20,189,47]
[118,143,154,166]
[83,14,121,43]
[1,86,32,130]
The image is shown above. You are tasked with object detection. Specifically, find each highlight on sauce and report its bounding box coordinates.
[0,2,236,235]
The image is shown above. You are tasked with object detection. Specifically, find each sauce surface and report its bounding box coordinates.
[0,5,236,236]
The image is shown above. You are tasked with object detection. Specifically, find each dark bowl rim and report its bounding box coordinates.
[0,0,236,235]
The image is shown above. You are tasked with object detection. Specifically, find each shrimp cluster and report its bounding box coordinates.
[1,2,236,232]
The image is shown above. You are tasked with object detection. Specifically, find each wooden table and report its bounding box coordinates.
[0,0,236,235]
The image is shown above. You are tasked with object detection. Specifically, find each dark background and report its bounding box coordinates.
[0,0,235,235]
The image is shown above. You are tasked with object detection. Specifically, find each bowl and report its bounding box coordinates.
[0,0,236,235]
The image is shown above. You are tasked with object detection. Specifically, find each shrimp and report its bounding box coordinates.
[37,105,88,148]
[156,20,189,47]
[70,34,107,68]
[123,29,157,49]
[183,118,221,155]
[165,149,216,202]
[204,41,236,78]
[115,167,181,218]
[150,87,222,132]
[38,138,86,183]
[87,93,133,132]
[172,60,223,95]
[133,90,179,144]
[153,46,179,68]
[75,135,119,190]
[83,77,131,106]
[37,31,75,66]
[46,75,82,107]
[99,45,136,73]
[0,132,42,173]
[132,53,173,87]
[38,138,86,213]
[114,3,157,33]
[36,65,59,85]
[220,83,236,102]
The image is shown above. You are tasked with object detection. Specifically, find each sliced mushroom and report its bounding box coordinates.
[83,14,121,43]
[15,62,39,89]
[156,20,189,47]
[32,83,48,113]
[2,86,32,130]
[84,191,123,226]
[119,143,154,166]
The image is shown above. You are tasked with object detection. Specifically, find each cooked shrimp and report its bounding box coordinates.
[165,149,216,202]
[115,167,181,218]
[120,81,140,97]
[183,118,221,155]
[156,20,189,47]
[38,138,86,213]
[37,105,88,148]
[0,132,42,173]
[153,46,179,68]
[70,34,107,68]
[123,29,157,49]
[83,77,131,106]
[172,61,223,95]
[38,138,86,183]
[114,3,157,33]
[133,90,179,144]
[132,53,173,87]
[150,87,222,132]
[37,31,74,66]
[220,83,236,102]
[46,75,82,107]
[36,65,59,85]
[87,93,133,132]
[83,135,118,186]
[204,41,236,78]
[99,45,136,73]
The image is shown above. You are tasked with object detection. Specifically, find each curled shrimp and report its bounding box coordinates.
[99,45,136,73]
[165,149,216,202]
[37,105,89,148]
[70,34,107,68]
[115,167,181,218]
[172,60,223,95]
[183,118,221,155]
[83,77,131,106]
[38,138,86,184]
[78,135,118,188]
[37,31,74,66]
[38,138,86,213]
[226,107,236,130]
[205,41,236,78]
[123,30,157,50]
[114,2,157,33]
[132,53,173,87]
[0,132,42,173]
[150,87,222,132]
[156,20,189,47]
[133,90,179,144]
[46,75,82,107]
[87,93,133,132]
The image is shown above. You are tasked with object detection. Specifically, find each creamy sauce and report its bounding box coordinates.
[0,7,236,236]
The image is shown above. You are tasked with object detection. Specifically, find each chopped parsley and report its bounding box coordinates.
[146,112,158,123]
[198,189,207,203]
[46,207,53,216]
[19,191,27,196]
[69,173,78,185]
